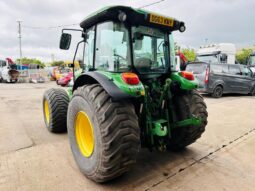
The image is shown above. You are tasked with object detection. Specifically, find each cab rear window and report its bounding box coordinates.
[186,64,207,74]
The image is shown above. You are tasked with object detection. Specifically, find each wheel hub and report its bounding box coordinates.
[75,111,94,157]
[44,100,50,124]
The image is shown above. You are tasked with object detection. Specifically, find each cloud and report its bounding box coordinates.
[0,0,254,62]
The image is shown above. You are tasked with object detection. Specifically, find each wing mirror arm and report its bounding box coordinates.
[72,40,85,81]
[59,28,86,81]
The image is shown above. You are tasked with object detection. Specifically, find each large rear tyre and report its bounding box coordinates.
[67,84,140,182]
[42,88,69,133]
[168,90,208,150]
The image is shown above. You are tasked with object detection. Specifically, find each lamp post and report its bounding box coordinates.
[17,20,22,65]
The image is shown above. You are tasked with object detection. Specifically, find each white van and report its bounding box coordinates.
[196,43,236,64]
[0,59,19,83]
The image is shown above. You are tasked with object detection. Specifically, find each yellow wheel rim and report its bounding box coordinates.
[44,100,50,124]
[75,111,94,157]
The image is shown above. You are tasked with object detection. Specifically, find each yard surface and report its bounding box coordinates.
[0,82,255,191]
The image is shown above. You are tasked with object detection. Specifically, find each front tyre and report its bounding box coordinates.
[42,88,69,133]
[67,84,140,182]
[169,90,208,150]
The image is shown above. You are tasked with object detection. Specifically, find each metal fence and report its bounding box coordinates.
[18,69,50,83]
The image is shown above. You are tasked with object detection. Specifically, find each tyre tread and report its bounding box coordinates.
[71,84,140,182]
[169,90,208,150]
[43,88,69,133]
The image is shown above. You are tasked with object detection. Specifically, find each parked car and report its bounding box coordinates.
[57,72,73,86]
[186,62,255,98]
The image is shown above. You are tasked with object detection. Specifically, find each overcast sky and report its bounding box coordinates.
[0,0,254,62]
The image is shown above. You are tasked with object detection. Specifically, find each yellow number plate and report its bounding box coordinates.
[149,14,174,27]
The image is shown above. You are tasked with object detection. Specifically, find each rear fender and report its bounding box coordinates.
[171,72,198,90]
[73,72,132,101]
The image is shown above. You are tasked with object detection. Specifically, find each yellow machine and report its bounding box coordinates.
[64,61,80,69]
[55,61,80,82]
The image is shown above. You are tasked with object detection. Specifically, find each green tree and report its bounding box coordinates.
[16,57,45,68]
[236,48,253,65]
[182,49,196,62]
[51,60,64,67]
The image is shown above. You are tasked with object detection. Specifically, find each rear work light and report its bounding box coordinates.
[204,67,209,84]
[121,72,140,85]
[180,71,194,81]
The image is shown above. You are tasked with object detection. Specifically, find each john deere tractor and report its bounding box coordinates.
[42,6,208,182]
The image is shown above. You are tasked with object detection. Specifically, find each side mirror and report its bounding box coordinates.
[60,33,72,50]
[220,54,227,62]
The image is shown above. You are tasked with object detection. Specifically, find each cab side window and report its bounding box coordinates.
[220,54,228,63]
[95,22,130,72]
[84,27,95,71]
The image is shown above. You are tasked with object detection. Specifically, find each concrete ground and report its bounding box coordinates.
[0,82,255,191]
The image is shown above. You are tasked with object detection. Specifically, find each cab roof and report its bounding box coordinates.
[80,6,185,32]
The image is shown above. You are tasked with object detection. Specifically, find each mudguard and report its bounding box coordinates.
[171,72,198,90]
[73,71,132,101]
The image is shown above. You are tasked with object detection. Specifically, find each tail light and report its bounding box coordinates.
[204,67,209,84]
[121,72,140,85]
[180,71,194,81]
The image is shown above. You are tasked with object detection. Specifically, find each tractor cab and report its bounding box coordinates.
[60,6,185,80]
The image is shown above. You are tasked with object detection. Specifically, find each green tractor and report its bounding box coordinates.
[42,6,208,182]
